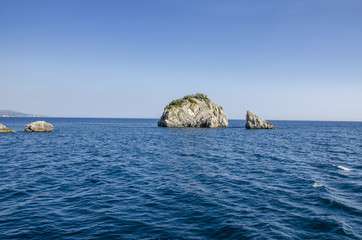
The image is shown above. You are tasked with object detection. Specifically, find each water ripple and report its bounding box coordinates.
[0,118,361,239]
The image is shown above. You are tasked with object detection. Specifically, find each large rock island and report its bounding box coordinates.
[0,123,15,133]
[245,110,275,129]
[158,93,228,128]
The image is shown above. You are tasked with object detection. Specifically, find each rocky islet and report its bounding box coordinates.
[0,123,16,133]
[158,94,229,128]
[245,110,275,129]
[25,121,54,132]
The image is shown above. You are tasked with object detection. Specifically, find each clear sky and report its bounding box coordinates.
[1,0,361,120]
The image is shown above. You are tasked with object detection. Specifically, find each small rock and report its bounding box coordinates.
[25,121,54,132]
[245,110,275,129]
[0,123,15,133]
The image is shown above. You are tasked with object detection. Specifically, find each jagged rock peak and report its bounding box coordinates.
[25,121,54,132]
[158,93,228,128]
[245,110,275,129]
[0,123,15,133]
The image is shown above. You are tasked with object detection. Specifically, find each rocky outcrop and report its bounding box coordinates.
[158,93,228,128]
[245,111,275,129]
[25,121,54,132]
[0,123,15,133]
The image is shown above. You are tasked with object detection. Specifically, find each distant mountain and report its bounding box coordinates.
[0,109,47,117]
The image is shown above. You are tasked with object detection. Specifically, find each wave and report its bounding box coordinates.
[313,182,324,188]
[334,165,353,172]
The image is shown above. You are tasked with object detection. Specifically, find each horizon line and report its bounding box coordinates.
[1,116,361,123]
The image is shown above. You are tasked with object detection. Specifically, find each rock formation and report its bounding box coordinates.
[25,121,54,132]
[0,123,15,133]
[158,93,228,128]
[245,110,275,129]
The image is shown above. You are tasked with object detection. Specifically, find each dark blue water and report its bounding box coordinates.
[0,118,361,239]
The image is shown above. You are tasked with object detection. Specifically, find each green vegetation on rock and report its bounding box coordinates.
[166,93,209,109]
[188,98,197,104]
[166,98,185,109]
[194,93,209,101]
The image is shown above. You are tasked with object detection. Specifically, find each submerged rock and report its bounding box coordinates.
[158,93,228,128]
[25,121,54,132]
[245,110,275,129]
[0,123,15,133]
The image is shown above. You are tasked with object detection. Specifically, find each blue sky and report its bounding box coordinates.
[1,0,361,120]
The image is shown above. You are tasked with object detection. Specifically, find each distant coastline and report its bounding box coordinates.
[0,110,46,118]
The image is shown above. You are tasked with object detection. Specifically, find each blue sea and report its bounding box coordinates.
[0,118,361,239]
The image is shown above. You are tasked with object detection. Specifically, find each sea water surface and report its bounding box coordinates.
[0,118,361,239]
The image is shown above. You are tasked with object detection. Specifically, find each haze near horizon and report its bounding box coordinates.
[1,0,361,121]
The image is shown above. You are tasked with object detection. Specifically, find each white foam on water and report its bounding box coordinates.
[313,182,324,188]
[334,165,353,172]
